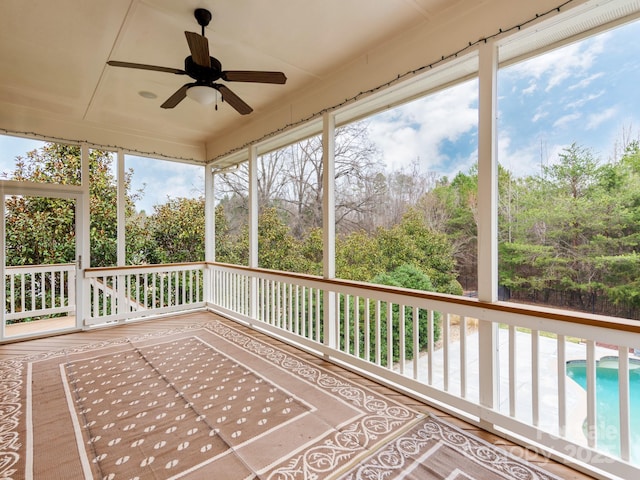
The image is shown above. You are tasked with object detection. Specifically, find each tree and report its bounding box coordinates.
[366,264,442,365]
[4,144,139,267]
[499,141,640,317]
[148,197,205,263]
[215,121,386,240]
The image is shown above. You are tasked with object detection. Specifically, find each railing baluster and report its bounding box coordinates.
[413,306,419,380]
[354,296,360,358]
[152,273,157,308]
[10,274,15,315]
[375,300,381,366]
[272,280,278,326]
[315,288,321,343]
[386,301,393,369]
[288,283,294,333]
[509,325,517,418]
[265,279,270,324]
[531,329,539,426]
[160,273,165,308]
[263,278,268,323]
[182,270,186,305]
[427,310,434,385]
[618,346,630,461]
[460,315,467,398]
[586,340,597,449]
[51,269,57,309]
[344,294,350,355]
[278,281,283,328]
[105,276,109,315]
[294,284,299,334]
[40,271,45,311]
[364,298,371,362]
[443,313,450,391]
[302,285,307,334]
[399,304,405,375]
[557,334,566,437]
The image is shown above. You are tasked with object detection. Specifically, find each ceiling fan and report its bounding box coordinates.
[107,8,286,114]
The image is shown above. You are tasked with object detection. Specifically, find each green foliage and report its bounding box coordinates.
[148,197,205,263]
[213,204,247,265]
[336,230,384,281]
[362,264,442,365]
[299,227,323,276]
[498,142,640,316]
[257,208,306,271]
[10,134,640,321]
[4,144,135,267]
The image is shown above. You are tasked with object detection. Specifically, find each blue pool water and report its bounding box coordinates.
[566,357,640,463]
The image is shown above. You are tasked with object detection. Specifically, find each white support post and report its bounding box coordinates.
[0,184,5,340]
[78,143,91,329]
[116,150,126,322]
[477,39,499,415]
[322,112,337,349]
[204,164,215,305]
[117,150,125,266]
[205,165,215,263]
[248,145,259,320]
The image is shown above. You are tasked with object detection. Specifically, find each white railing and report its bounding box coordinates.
[84,263,205,325]
[207,262,640,480]
[4,260,638,478]
[4,263,76,321]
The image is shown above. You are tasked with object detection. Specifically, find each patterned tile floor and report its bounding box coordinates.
[0,310,596,479]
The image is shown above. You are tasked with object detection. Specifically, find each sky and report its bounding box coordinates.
[0,139,204,213]
[1,17,639,209]
[126,156,204,213]
[367,17,640,180]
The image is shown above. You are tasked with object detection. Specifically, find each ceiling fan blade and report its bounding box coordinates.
[216,84,253,115]
[160,84,193,109]
[185,31,210,68]
[222,71,287,84]
[107,61,185,75]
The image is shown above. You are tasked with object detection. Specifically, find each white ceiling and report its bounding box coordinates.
[1,0,638,165]
[0,0,462,162]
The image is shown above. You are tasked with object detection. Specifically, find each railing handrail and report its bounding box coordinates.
[207,261,640,335]
[5,262,76,272]
[85,261,206,276]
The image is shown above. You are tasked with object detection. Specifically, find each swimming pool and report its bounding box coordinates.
[566,356,640,464]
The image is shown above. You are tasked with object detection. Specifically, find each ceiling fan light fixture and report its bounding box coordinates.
[186,85,216,105]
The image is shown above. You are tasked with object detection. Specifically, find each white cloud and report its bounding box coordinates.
[552,113,581,129]
[498,133,540,178]
[498,130,573,178]
[586,106,618,130]
[568,72,605,90]
[566,90,605,109]
[522,81,537,95]
[506,34,608,92]
[532,109,548,123]
[368,80,478,175]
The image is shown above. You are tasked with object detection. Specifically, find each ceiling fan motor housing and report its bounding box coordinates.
[184,56,223,83]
